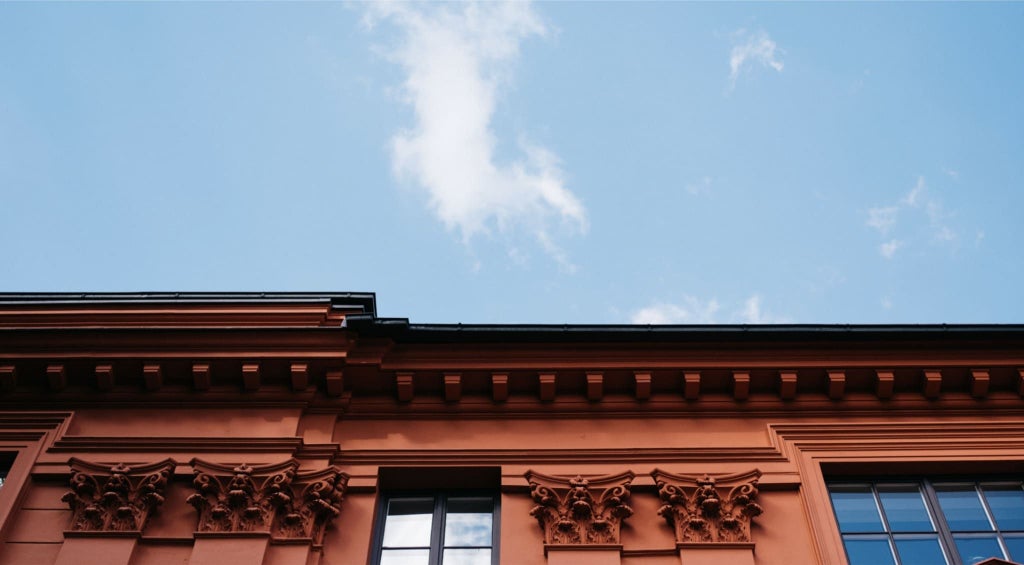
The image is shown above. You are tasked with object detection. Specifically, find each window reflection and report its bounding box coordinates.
[829,480,1024,565]
[383,498,434,548]
[445,498,493,547]
[375,493,496,565]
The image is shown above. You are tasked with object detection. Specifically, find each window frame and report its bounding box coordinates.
[370,489,501,565]
[827,476,1024,565]
[766,420,1024,565]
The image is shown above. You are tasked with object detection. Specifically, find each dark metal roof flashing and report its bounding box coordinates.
[0,292,378,317]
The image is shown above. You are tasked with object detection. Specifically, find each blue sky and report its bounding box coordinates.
[2,2,1022,324]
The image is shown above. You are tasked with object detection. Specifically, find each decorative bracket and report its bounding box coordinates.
[525,470,634,545]
[188,458,348,544]
[652,469,763,544]
[62,458,176,533]
[187,458,298,533]
[272,466,349,545]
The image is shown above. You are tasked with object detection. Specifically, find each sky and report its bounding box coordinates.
[2,2,1023,324]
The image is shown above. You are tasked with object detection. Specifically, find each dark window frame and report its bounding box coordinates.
[370,489,500,565]
[827,477,1024,565]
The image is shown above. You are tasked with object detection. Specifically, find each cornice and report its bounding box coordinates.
[50,437,304,453]
[335,447,787,466]
[0,327,353,359]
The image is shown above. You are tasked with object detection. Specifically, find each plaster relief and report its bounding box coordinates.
[188,459,298,533]
[652,469,763,544]
[62,458,176,533]
[271,466,349,545]
[525,470,634,545]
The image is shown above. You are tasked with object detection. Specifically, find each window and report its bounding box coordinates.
[828,480,1024,565]
[374,492,498,565]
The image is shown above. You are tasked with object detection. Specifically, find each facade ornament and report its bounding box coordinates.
[652,469,763,544]
[62,458,176,533]
[525,470,635,545]
[188,459,298,533]
[272,466,349,545]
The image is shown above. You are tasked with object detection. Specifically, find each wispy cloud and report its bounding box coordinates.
[880,239,903,260]
[866,176,966,258]
[631,294,789,324]
[685,176,713,196]
[866,206,898,235]
[631,296,720,324]
[729,29,784,88]
[364,2,586,264]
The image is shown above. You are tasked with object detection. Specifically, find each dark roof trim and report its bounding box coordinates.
[344,315,1024,344]
[0,292,377,316]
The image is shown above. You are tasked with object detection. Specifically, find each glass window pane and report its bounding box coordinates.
[1003,534,1024,561]
[383,498,434,548]
[442,548,491,565]
[380,549,430,565]
[843,537,896,565]
[982,485,1024,531]
[444,499,492,547]
[878,486,934,532]
[953,535,1005,564]
[830,486,885,533]
[894,536,948,565]
[935,486,993,531]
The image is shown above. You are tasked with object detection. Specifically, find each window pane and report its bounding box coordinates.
[830,486,885,533]
[380,549,430,565]
[878,486,934,532]
[935,485,992,531]
[383,498,434,548]
[894,536,948,565]
[953,535,1004,564]
[982,484,1024,531]
[444,498,492,547]
[442,548,491,565]
[843,537,896,565]
[1003,534,1024,561]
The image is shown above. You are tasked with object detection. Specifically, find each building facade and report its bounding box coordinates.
[0,293,1022,565]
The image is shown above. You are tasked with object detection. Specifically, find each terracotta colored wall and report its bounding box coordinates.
[6,409,1022,564]
[1,299,1021,565]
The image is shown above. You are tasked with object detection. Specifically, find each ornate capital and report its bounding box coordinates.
[652,469,763,544]
[525,470,634,545]
[187,458,298,533]
[272,467,349,545]
[62,458,176,533]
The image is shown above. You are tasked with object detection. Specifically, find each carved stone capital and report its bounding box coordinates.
[652,469,763,544]
[187,458,298,533]
[62,458,176,533]
[272,466,349,545]
[525,470,634,545]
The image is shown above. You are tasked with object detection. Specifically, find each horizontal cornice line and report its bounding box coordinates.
[334,447,787,464]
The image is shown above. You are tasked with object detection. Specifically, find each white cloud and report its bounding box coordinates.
[365,2,586,260]
[729,29,784,87]
[631,296,720,325]
[685,176,713,195]
[902,175,926,207]
[631,294,789,324]
[866,176,965,257]
[866,206,898,234]
[880,239,903,259]
[536,230,577,274]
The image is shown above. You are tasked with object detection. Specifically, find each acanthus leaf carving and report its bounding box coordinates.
[652,469,764,544]
[525,470,634,546]
[187,458,298,533]
[62,458,176,533]
[272,466,349,545]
